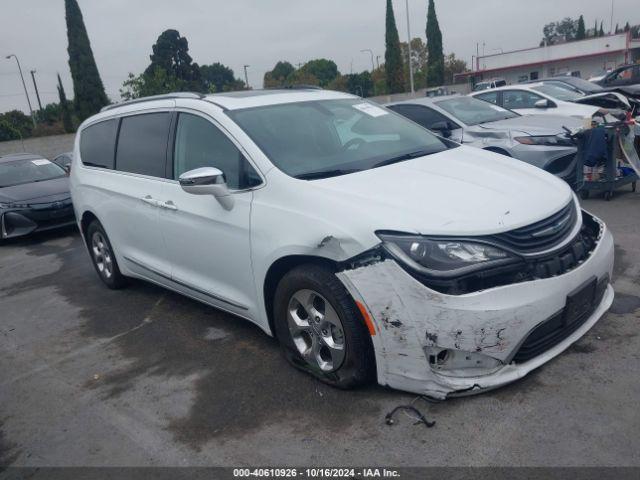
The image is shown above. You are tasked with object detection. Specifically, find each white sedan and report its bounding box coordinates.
[471,82,602,119]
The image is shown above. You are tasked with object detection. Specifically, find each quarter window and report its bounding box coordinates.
[474,91,499,105]
[115,112,171,178]
[173,113,260,190]
[80,119,118,169]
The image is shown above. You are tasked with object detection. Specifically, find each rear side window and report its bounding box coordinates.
[475,91,499,105]
[80,119,118,169]
[115,113,171,178]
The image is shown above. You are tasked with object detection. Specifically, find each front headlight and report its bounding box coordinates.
[514,135,573,147]
[377,233,519,278]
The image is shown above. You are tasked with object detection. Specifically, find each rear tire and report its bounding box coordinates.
[86,220,128,289]
[273,264,375,389]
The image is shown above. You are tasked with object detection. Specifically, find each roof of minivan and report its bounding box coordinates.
[386,94,462,107]
[205,88,357,110]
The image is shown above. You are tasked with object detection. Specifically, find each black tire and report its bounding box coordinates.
[273,264,375,389]
[580,189,590,200]
[86,220,128,289]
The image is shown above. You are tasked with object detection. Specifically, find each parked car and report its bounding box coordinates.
[471,83,604,119]
[386,95,581,183]
[71,90,614,399]
[472,78,506,91]
[53,152,73,172]
[0,153,75,240]
[594,64,640,88]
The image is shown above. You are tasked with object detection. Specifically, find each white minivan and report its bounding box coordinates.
[71,89,614,399]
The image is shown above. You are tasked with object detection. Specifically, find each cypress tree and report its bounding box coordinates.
[599,21,605,36]
[576,15,586,40]
[65,0,108,121]
[57,74,73,133]
[593,20,598,37]
[624,22,630,32]
[384,0,405,94]
[425,0,444,87]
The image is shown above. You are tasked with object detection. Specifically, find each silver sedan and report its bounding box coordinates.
[386,95,582,184]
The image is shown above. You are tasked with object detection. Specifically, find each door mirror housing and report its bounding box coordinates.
[534,98,551,109]
[430,121,452,138]
[178,167,234,210]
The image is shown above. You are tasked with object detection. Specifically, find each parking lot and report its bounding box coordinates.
[1,191,639,467]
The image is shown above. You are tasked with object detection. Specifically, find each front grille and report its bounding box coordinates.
[512,275,609,363]
[487,201,577,253]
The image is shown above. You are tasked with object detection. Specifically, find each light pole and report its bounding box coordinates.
[5,54,36,127]
[30,70,43,112]
[243,65,250,89]
[405,0,414,93]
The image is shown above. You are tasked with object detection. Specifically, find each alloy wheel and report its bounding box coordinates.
[91,231,113,280]
[287,289,346,372]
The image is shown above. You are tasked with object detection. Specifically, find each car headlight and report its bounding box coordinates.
[514,135,574,147]
[377,233,519,278]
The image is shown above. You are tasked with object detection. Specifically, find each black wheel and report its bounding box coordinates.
[604,190,613,201]
[86,220,128,289]
[580,189,590,200]
[632,181,636,192]
[273,264,375,389]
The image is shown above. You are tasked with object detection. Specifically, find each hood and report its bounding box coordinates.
[303,146,573,237]
[473,114,583,136]
[574,92,631,110]
[0,176,70,205]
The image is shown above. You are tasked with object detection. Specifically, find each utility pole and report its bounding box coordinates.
[405,0,414,93]
[360,49,375,72]
[243,65,250,89]
[30,70,43,112]
[5,54,36,128]
[610,0,615,34]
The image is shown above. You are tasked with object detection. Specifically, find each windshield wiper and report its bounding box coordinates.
[372,150,434,169]
[295,168,360,180]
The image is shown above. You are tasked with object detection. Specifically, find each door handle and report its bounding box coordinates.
[160,200,178,211]
[140,195,158,207]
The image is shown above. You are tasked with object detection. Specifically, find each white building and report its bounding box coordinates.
[457,32,640,85]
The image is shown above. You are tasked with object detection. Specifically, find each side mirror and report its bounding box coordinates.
[179,167,234,210]
[534,98,551,109]
[63,164,71,175]
[430,121,452,138]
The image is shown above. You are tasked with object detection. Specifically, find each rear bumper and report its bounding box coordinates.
[338,215,614,399]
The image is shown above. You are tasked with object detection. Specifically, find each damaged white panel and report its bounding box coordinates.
[338,227,615,398]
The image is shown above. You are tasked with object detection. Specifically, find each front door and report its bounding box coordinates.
[159,111,262,315]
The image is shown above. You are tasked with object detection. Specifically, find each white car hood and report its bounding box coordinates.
[305,146,573,236]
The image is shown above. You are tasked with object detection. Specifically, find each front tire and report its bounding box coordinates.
[86,220,128,289]
[273,264,375,389]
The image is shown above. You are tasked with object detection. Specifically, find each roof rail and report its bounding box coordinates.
[100,92,206,112]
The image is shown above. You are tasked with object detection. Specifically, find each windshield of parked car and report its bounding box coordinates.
[532,84,584,101]
[227,99,450,179]
[435,96,518,125]
[0,158,66,188]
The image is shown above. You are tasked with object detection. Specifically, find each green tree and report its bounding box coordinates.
[0,119,21,142]
[0,110,33,139]
[200,63,245,93]
[263,61,295,87]
[599,21,605,36]
[120,66,185,100]
[401,38,427,89]
[300,59,339,87]
[624,22,631,32]
[443,53,468,85]
[384,0,405,93]
[576,15,586,40]
[285,69,320,87]
[426,0,444,87]
[57,74,73,133]
[144,29,204,92]
[64,0,108,121]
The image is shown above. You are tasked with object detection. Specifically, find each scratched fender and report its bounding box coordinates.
[337,223,614,399]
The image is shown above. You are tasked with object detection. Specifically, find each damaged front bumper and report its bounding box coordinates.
[337,214,614,399]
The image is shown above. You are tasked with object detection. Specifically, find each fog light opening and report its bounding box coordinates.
[424,346,503,378]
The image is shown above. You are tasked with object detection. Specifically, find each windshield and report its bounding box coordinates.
[435,96,518,125]
[532,84,584,101]
[0,158,66,188]
[227,99,449,178]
